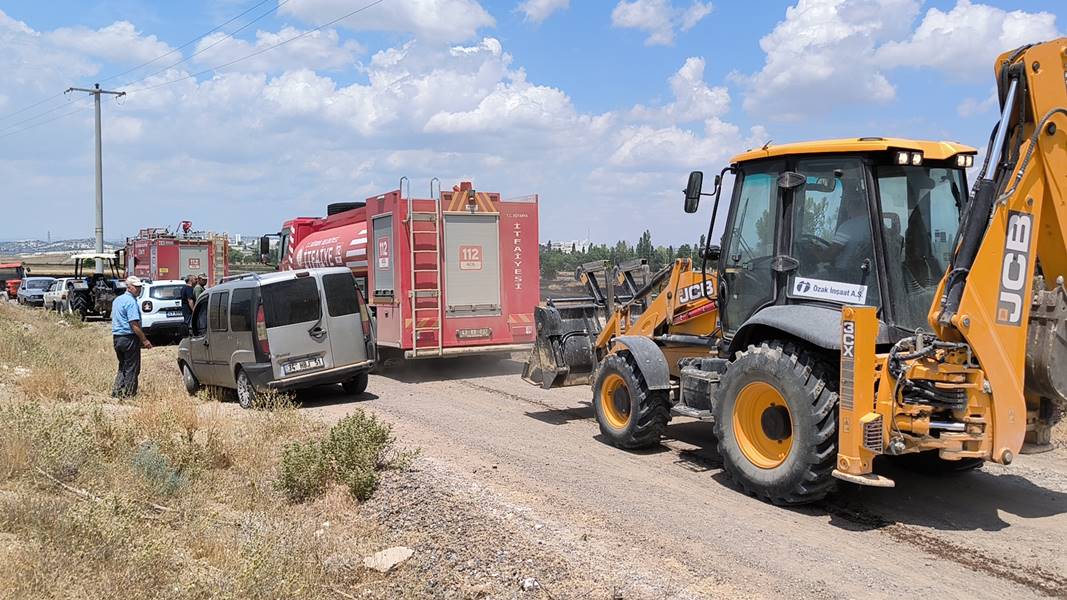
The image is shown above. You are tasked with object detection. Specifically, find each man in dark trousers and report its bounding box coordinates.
[111,275,152,398]
[180,275,196,333]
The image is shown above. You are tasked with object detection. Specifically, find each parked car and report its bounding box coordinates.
[137,279,189,342]
[16,277,56,306]
[43,278,87,312]
[177,268,376,408]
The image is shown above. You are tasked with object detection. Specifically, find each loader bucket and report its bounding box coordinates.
[521,302,602,389]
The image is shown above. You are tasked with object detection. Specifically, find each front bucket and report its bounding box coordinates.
[521,303,602,389]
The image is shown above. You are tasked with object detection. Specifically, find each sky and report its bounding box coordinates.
[0,0,1063,246]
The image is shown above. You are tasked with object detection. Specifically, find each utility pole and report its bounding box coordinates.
[66,83,125,274]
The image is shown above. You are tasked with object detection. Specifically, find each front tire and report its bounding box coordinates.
[713,341,838,505]
[236,368,257,409]
[181,363,200,396]
[592,353,670,449]
[342,372,369,396]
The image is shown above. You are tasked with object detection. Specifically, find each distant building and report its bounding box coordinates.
[548,239,591,254]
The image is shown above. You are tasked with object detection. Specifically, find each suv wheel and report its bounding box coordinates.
[181,363,200,396]
[236,369,257,409]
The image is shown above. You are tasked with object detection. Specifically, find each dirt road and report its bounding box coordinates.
[292,356,1067,599]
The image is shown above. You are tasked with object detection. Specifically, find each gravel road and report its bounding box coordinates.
[294,355,1067,600]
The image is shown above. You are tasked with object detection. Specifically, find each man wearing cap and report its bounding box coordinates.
[111,276,152,398]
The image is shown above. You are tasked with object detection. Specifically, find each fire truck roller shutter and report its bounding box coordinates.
[372,215,394,296]
[443,213,501,317]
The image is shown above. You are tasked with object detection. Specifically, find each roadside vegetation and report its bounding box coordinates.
[0,301,416,599]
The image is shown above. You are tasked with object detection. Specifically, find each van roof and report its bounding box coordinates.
[211,267,352,290]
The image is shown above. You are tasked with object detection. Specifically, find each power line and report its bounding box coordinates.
[127,0,387,95]
[0,0,285,124]
[0,102,90,140]
[119,0,294,90]
[99,0,276,85]
[0,94,90,134]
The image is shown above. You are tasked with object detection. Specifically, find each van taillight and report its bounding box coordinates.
[142,300,153,312]
[361,314,371,338]
[256,304,269,355]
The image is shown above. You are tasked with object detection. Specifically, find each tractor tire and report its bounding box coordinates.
[70,295,90,321]
[713,340,838,505]
[894,451,983,475]
[342,372,369,396]
[236,368,257,410]
[592,353,670,449]
[181,362,200,396]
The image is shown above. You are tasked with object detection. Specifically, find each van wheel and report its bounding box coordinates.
[236,369,257,409]
[181,363,200,396]
[342,373,369,396]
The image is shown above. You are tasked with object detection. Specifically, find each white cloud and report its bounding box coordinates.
[736,0,917,119]
[957,88,997,117]
[611,0,713,46]
[279,0,495,43]
[631,57,729,124]
[876,0,1059,79]
[517,0,570,23]
[191,26,363,73]
[48,20,173,65]
[738,0,1059,119]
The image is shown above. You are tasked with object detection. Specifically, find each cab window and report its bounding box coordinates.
[209,291,230,332]
[191,302,209,336]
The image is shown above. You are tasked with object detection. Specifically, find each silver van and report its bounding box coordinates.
[177,267,376,408]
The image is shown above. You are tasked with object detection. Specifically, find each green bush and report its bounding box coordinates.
[131,442,188,496]
[276,440,329,503]
[275,410,413,503]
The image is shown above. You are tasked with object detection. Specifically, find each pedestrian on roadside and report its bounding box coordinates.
[180,275,196,333]
[193,273,206,299]
[111,275,152,398]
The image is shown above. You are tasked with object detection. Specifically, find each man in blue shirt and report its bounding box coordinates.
[180,275,196,332]
[111,276,153,398]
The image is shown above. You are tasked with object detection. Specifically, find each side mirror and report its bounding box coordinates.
[684,171,704,213]
[259,235,271,263]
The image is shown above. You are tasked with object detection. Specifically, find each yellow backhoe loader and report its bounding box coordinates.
[524,39,1067,505]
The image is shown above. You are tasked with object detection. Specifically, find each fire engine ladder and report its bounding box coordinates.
[406,177,444,357]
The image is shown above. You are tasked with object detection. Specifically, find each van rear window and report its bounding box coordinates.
[262,277,321,327]
[323,272,360,317]
[150,285,184,300]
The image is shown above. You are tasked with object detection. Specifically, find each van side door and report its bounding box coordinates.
[207,290,232,384]
[321,271,367,367]
[188,297,214,384]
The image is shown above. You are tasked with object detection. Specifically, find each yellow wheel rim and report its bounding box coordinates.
[599,373,631,429]
[733,382,793,469]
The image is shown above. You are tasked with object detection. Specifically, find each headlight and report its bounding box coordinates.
[896,151,923,166]
[955,154,975,168]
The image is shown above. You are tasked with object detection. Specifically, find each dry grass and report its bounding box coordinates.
[0,302,414,599]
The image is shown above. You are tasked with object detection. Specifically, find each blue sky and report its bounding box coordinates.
[1,0,1064,245]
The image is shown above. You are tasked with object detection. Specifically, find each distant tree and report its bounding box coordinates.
[636,230,654,262]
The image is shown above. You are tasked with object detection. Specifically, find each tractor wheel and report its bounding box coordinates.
[713,341,838,505]
[236,368,257,410]
[894,451,983,475]
[592,353,670,449]
[342,372,369,396]
[181,362,200,396]
[70,295,90,321]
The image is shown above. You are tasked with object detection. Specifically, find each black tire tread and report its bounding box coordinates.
[714,340,838,505]
[594,353,670,449]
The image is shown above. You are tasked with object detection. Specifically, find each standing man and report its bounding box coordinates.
[111,275,152,398]
[193,273,206,299]
[180,275,196,333]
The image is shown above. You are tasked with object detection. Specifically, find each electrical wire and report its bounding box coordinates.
[0,101,90,140]
[0,94,89,135]
[126,0,387,95]
[0,91,68,123]
[99,0,276,85]
[118,0,295,90]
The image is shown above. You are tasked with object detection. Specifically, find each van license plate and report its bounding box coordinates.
[457,327,491,339]
[284,357,324,375]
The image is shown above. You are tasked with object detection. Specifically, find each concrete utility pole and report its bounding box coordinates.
[66,83,125,274]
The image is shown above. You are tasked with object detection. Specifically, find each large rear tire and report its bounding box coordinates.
[713,341,838,505]
[592,353,670,449]
[70,295,90,321]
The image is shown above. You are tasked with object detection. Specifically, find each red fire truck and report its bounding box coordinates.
[269,181,540,358]
[125,225,230,284]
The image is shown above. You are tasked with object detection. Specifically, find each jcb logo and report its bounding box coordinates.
[841,320,855,358]
[677,280,715,304]
[997,211,1032,326]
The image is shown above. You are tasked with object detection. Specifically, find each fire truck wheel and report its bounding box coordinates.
[236,368,257,410]
[342,373,369,396]
[181,362,200,396]
[593,353,669,449]
[713,340,838,505]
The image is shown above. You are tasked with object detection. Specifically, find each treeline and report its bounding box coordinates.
[540,230,708,279]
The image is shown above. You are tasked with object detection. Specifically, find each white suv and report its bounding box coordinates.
[137,280,190,341]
